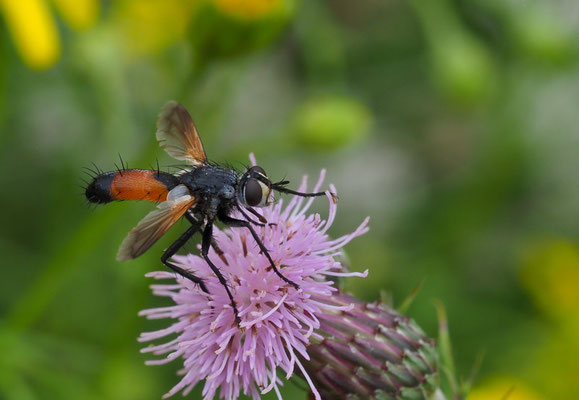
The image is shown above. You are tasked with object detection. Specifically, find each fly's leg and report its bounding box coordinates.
[160,222,208,294]
[186,211,227,264]
[219,215,300,290]
[236,205,265,226]
[237,205,277,228]
[201,222,241,325]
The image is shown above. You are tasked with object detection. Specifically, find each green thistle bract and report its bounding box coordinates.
[303,293,438,400]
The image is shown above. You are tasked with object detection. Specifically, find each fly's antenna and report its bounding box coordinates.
[156,158,161,175]
[272,181,338,202]
[272,179,290,186]
[272,185,326,198]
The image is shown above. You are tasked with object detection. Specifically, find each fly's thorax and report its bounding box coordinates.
[180,165,239,196]
[218,185,236,200]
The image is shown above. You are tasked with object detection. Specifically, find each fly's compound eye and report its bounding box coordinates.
[244,178,271,207]
[250,165,266,177]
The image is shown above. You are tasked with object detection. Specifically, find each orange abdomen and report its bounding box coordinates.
[85,169,179,204]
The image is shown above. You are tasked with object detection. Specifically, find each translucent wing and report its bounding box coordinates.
[117,185,196,261]
[156,101,207,166]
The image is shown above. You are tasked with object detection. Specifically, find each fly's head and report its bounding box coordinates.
[238,165,274,208]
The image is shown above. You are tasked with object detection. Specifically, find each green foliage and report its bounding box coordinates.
[291,95,370,151]
[190,0,294,62]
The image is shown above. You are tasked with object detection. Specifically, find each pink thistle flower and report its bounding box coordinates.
[138,166,369,400]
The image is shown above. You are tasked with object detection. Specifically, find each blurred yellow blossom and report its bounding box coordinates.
[520,239,579,322]
[190,0,293,60]
[115,0,194,56]
[468,378,543,400]
[0,0,60,69]
[52,0,99,31]
[213,0,283,20]
[519,239,579,398]
[0,0,98,69]
[528,324,579,398]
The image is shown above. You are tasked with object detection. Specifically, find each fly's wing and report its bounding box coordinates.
[117,185,196,261]
[156,101,207,166]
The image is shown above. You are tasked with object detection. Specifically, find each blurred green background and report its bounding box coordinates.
[1,0,578,399]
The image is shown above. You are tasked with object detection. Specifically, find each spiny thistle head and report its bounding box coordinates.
[139,169,370,399]
[302,292,439,400]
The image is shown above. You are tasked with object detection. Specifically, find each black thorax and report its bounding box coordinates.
[178,165,239,220]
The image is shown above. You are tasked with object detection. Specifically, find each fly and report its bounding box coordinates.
[84,101,333,324]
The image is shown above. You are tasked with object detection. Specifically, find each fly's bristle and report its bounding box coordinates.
[91,162,103,175]
[114,162,123,176]
[118,153,128,171]
[82,166,99,179]
[84,170,115,204]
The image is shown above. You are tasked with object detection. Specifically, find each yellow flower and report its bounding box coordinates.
[468,378,543,400]
[114,0,194,56]
[0,0,60,69]
[518,239,579,398]
[0,0,98,69]
[189,0,293,60]
[213,0,284,20]
[520,239,579,322]
[52,0,99,31]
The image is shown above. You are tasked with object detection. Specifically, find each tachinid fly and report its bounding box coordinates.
[84,101,334,324]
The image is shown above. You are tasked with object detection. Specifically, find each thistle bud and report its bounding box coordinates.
[303,293,438,400]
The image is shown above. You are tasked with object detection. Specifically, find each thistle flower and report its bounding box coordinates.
[139,169,369,399]
[302,293,439,400]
